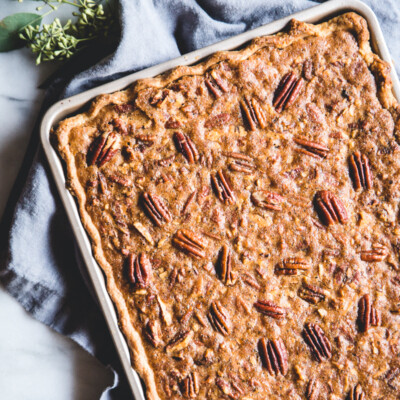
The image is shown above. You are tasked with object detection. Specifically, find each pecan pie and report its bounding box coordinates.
[54,13,400,400]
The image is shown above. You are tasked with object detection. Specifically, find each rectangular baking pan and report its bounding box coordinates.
[40,0,400,398]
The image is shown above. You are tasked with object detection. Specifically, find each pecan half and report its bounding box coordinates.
[173,132,199,164]
[258,338,289,376]
[275,258,311,276]
[208,301,231,335]
[349,151,372,190]
[294,137,329,159]
[142,192,172,227]
[205,72,228,98]
[314,190,348,226]
[306,378,320,400]
[273,72,303,112]
[128,253,152,288]
[358,294,381,332]
[166,330,194,353]
[87,132,119,167]
[144,320,162,347]
[240,95,267,130]
[224,152,256,174]
[254,300,286,320]
[211,170,235,204]
[298,283,326,304]
[303,323,332,362]
[251,190,283,211]
[360,244,388,262]
[172,229,207,259]
[181,372,199,398]
[348,384,365,400]
[216,245,234,285]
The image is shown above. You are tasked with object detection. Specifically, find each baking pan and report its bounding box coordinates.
[40,0,400,398]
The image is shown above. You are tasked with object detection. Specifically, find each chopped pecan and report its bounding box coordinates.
[87,132,119,167]
[142,192,172,227]
[180,308,194,326]
[392,274,400,285]
[251,190,283,211]
[349,151,372,190]
[144,320,162,347]
[211,170,235,204]
[109,174,132,187]
[181,372,199,398]
[172,229,207,259]
[241,273,261,290]
[133,221,154,245]
[254,300,286,320]
[97,171,109,195]
[114,103,135,113]
[196,348,215,366]
[165,117,182,129]
[306,378,320,400]
[173,132,199,164]
[298,282,326,304]
[240,95,267,130]
[294,136,329,159]
[314,190,348,226]
[258,338,289,376]
[208,301,231,336]
[357,294,380,332]
[205,113,231,129]
[303,60,313,81]
[157,295,172,326]
[150,89,169,106]
[348,384,365,400]
[158,154,175,166]
[275,258,311,276]
[360,244,388,262]
[216,377,244,400]
[182,191,197,215]
[216,245,234,285]
[197,185,210,205]
[205,72,228,98]
[136,134,155,145]
[128,253,152,288]
[112,117,128,135]
[166,330,194,353]
[303,323,332,362]
[224,152,256,174]
[273,72,304,112]
[385,367,400,390]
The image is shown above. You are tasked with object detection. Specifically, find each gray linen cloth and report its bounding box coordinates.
[1,0,399,398]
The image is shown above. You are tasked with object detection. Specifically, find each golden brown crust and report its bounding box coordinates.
[54,12,400,400]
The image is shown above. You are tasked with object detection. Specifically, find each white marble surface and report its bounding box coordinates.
[0,1,113,399]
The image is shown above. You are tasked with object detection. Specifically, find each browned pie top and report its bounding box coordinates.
[54,12,400,400]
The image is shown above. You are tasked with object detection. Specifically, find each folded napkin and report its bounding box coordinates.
[1,0,398,398]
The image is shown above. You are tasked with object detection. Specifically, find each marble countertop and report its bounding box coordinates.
[0,1,113,399]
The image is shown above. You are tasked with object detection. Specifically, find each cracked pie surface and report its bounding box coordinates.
[54,13,400,400]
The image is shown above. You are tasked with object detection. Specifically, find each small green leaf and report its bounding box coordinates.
[0,13,42,52]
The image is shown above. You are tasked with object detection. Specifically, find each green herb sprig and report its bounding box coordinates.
[0,0,117,64]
